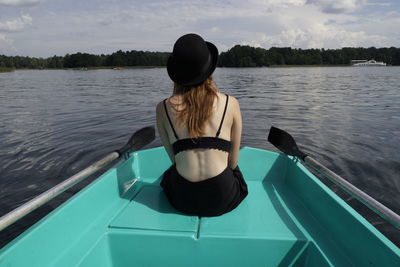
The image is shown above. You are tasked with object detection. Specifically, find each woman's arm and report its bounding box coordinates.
[156,102,175,164]
[228,96,242,169]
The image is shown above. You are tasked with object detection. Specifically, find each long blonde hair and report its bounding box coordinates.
[172,76,218,138]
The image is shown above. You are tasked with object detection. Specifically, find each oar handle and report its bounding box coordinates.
[0,152,119,232]
[304,156,400,230]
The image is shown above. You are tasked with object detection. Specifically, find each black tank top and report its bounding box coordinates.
[163,94,232,155]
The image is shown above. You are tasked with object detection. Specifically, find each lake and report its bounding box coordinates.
[0,67,399,247]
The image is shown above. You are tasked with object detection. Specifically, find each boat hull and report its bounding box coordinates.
[0,146,399,266]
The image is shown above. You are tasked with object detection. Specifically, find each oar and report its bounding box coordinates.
[0,126,155,232]
[268,126,400,230]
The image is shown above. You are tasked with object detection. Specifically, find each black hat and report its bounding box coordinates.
[167,33,218,87]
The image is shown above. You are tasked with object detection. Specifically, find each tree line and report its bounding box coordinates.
[1,46,400,69]
[218,45,400,66]
[0,50,170,69]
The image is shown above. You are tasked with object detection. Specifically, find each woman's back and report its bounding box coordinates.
[157,33,247,216]
[157,92,242,182]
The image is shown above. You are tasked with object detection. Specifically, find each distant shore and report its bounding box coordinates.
[268,64,350,67]
[4,64,400,73]
[0,67,14,72]
[2,45,399,70]
[0,66,166,72]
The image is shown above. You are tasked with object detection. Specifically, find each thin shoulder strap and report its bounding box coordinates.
[216,94,229,137]
[163,99,179,139]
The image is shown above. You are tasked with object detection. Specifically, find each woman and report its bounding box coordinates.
[156,33,248,217]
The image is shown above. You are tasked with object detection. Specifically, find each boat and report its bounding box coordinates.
[352,59,386,66]
[0,127,399,266]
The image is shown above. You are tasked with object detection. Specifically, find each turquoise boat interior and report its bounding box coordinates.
[0,146,399,266]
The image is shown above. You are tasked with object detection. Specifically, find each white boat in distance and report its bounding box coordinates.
[351,59,386,66]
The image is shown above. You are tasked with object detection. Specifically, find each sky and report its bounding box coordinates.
[0,0,399,57]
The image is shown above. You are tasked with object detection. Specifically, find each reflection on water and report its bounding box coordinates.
[1,67,399,247]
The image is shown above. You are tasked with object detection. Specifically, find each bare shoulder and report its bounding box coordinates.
[226,94,240,111]
[217,93,239,106]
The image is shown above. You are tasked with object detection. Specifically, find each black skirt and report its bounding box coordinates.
[160,165,248,217]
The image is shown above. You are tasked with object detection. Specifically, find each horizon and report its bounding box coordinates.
[1,0,400,57]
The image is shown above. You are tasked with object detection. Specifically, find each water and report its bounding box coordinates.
[0,67,399,247]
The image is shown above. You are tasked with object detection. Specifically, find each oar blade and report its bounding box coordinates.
[116,126,155,156]
[129,126,156,151]
[268,126,307,160]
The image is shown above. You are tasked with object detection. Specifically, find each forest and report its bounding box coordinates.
[218,46,400,66]
[0,50,170,69]
[1,46,399,69]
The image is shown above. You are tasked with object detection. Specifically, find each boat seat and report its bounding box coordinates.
[199,180,307,241]
[109,185,199,233]
[109,180,307,243]
[109,146,305,240]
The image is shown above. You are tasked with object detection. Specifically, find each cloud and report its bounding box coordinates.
[0,13,32,32]
[306,0,366,13]
[0,33,9,43]
[366,2,392,7]
[0,33,15,53]
[256,26,389,49]
[239,3,398,49]
[241,0,366,13]
[0,0,42,6]
[0,0,38,54]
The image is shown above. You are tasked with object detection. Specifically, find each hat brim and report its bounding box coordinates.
[167,41,218,87]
